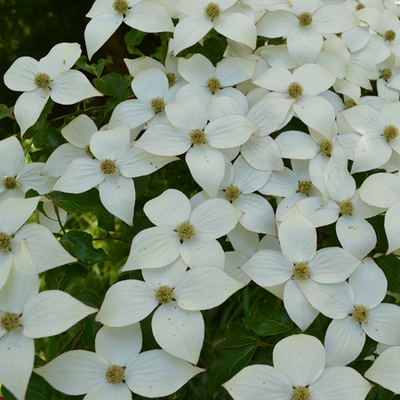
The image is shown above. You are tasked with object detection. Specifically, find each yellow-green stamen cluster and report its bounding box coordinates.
[176,221,196,241]
[293,262,310,280]
[0,232,11,251]
[105,364,125,384]
[352,304,370,323]
[155,285,174,304]
[1,312,19,331]
[206,77,221,94]
[113,0,129,13]
[224,185,241,202]
[383,124,399,142]
[344,99,357,109]
[204,2,221,20]
[356,3,365,10]
[100,159,117,175]
[381,68,392,81]
[34,72,51,90]
[166,72,176,87]
[151,97,166,114]
[292,386,311,400]
[297,180,312,195]
[190,129,206,146]
[385,29,396,42]
[4,176,17,190]
[319,139,333,157]
[298,12,313,27]
[339,199,354,215]
[85,145,95,159]
[287,82,303,99]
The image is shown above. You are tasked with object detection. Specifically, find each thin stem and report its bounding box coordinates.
[93,234,131,243]
[56,323,84,356]
[50,105,107,122]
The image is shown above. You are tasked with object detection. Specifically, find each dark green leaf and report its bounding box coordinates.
[75,56,112,77]
[26,373,54,400]
[213,322,259,349]
[243,296,293,336]
[0,104,14,120]
[366,384,394,400]
[125,28,147,54]
[375,254,400,292]
[49,189,115,231]
[72,288,103,309]
[208,345,256,398]
[45,263,93,290]
[59,231,110,269]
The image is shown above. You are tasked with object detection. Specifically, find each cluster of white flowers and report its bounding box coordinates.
[2,0,400,398]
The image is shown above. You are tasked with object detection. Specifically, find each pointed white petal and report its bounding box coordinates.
[287,27,323,65]
[385,204,400,254]
[4,56,41,91]
[108,100,154,130]
[85,382,131,400]
[275,130,318,159]
[142,258,188,289]
[359,173,400,208]
[0,136,25,176]
[39,42,81,77]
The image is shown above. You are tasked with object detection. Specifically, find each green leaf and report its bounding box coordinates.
[45,263,93,290]
[207,345,257,398]
[59,231,110,269]
[243,296,293,336]
[26,373,54,400]
[366,384,394,400]
[375,254,400,292]
[72,288,103,309]
[125,28,147,54]
[49,189,115,231]
[75,56,112,78]
[213,322,259,349]
[0,104,14,120]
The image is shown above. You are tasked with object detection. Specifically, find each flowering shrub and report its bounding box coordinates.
[2,0,400,399]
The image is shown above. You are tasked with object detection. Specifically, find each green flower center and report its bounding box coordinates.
[385,29,396,42]
[34,72,51,90]
[166,72,176,87]
[293,262,310,280]
[224,185,241,202]
[85,145,95,159]
[1,312,19,331]
[190,129,206,146]
[113,0,129,13]
[176,221,196,241]
[383,124,399,142]
[339,199,354,215]
[352,304,370,323]
[298,12,313,27]
[155,285,174,304]
[105,364,125,384]
[319,139,333,157]
[100,159,117,175]
[151,97,166,114]
[356,3,365,10]
[381,68,392,81]
[344,99,357,109]
[292,386,311,400]
[204,2,221,20]
[206,77,222,94]
[286,82,303,99]
[4,176,17,190]
[0,232,11,251]
[297,180,312,195]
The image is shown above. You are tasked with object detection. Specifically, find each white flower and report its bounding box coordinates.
[3,43,102,135]
[0,241,97,400]
[34,323,204,399]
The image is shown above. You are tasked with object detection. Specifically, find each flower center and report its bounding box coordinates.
[385,29,396,42]
[34,72,51,90]
[100,159,117,175]
[318,139,333,157]
[298,12,313,27]
[176,221,196,241]
[204,2,221,20]
[344,99,357,109]
[297,180,312,195]
[356,3,365,10]
[352,304,370,323]
[1,312,19,331]
[224,185,241,202]
[383,124,399,142]
[286,82,303,99]
[339,199,354,215]
[105,364,125,384]
[206,77,222,94]
[292,386,311,400]
[4,176,17,190]
[190,129,206,146]
[381,68,392,81]
[293,262,310,280]
[85,145,95,159]
[166,72,176,87]
[155,285,174,304]
[0,232,11,251]
[113,0,129,13]
[151,97,166,114]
